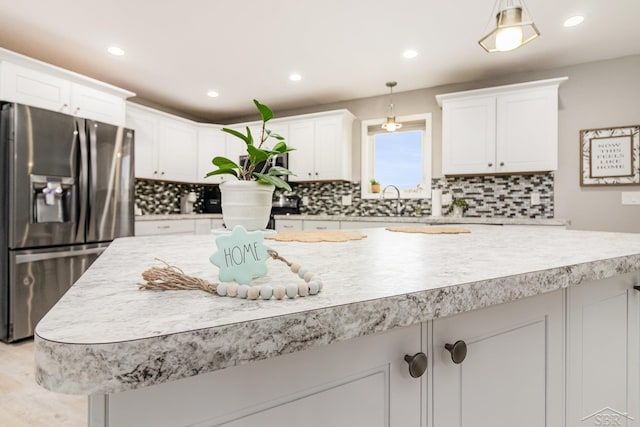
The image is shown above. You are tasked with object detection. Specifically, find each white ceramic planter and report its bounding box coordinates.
[220,180,275,231]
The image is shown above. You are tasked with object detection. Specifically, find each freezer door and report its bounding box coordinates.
[86,120,134,242]
[6,244,107,342]
[4,103,85,249]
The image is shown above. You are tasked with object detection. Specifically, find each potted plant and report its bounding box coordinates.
[450,198,468,218]
[370,179,380,193]
[205,100,294,230]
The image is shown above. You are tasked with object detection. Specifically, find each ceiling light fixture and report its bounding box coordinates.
[478,0,540,53]
[289,73,302,81]
[381,81,402,132]
[207,91,219,98]
[564,15,584,27]
[403,49,418,59]
[107,46,125,56]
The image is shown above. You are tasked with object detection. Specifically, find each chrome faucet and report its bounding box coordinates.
[381,185,401,215]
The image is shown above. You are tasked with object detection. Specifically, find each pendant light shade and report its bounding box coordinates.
[479,0,540,53]
[381,81,402,132]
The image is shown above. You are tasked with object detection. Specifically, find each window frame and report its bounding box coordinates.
[360,113,432,200]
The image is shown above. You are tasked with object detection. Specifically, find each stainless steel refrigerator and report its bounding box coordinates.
[0,103,134,342]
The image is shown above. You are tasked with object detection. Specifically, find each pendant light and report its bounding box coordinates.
[381,81,402,132]
[478,0,540,53]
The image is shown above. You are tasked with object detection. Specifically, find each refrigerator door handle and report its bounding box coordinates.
[14,247,107,264]
[76,118,88,242]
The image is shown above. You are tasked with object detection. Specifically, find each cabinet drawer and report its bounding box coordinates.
[276,219,303,232]
[135,220,195,236]
[303,220,340,231]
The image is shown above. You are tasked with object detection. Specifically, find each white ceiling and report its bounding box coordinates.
[0,0,639,122]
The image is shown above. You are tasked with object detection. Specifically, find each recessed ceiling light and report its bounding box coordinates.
[289,73,302,82]
[564,15,584,27]
[107,46,125,56]
[207,91,219,98]
[403,49,418,59]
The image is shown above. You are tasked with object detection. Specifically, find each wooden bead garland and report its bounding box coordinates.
[139,250,322,301]
[217,251,323,300]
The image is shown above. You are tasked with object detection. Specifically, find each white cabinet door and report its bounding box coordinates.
[441,96,496,175]
[1,62,126,125]
[439,78,564,176]
[158,118,198,183]
[288,112,354,182]
[127,106,159,180]
[431,290,564,427]
[70,83,125,126]
[197,125,225,184]
[224,126,247,181]
[314,115,346,180]
[1,62,71,113]
[496,87,558,173]
[288,120,315,181]
[566,271,640,427]
[105,324,424,427]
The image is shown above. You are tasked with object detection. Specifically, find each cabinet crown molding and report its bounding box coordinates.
[0,47,135,98]
[435,77,568,107]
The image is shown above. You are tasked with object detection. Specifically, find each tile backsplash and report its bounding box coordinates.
[136,173,554,218]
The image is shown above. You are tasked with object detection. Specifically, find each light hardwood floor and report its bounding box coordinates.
[0,339,86,427]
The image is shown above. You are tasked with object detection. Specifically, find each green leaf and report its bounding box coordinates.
[254,173,291,191]
[205,168,238,178]
[270,141,295,154]
[245,126,254,146]
[212,156,240,170]
[267,166,293,176]
[221,128,250,144]
[265,130,285,141]
[246,145,270,164]
[253,99,273,122]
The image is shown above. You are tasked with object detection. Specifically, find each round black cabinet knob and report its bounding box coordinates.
[445,340,467,364]
[404,352,428,378]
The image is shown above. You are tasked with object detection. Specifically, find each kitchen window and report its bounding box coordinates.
[360,113,432,199]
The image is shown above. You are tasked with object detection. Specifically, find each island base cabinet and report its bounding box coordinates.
[91,323,425,427]
[566,271,640,427]
[429,290,564,427]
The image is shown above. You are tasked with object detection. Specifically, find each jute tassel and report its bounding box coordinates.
[139,258,218,295]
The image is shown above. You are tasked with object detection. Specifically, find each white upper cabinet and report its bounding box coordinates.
[126,103,198,183]
[437,77,567,175]
[0,51,133,126]
[288,110,355,182]
[196,125,226,184]
[158,117,198,183]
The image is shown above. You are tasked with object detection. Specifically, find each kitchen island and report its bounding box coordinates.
[35,226,640,426]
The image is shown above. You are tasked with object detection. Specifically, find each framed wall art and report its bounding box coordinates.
[580,124,640,186]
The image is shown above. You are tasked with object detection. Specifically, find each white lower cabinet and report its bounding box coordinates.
[135,220,196,236]
[135,218,221,236]
[102,323,424,427]
[430,290,564,427]
[566,271,640,427]
[92,274,640,426]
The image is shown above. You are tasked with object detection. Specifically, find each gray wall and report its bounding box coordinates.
[231,55,639,232]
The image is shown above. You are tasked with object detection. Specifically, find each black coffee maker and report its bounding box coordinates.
[202,186,222,213]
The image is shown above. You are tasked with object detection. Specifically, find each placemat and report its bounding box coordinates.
[386,226,471,234]
[266,230,367,242]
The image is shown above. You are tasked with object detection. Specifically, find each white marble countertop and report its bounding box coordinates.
[137,213,567,226]
[276,214,567,226]
[35,225,639,395]
[135,213,223,220]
